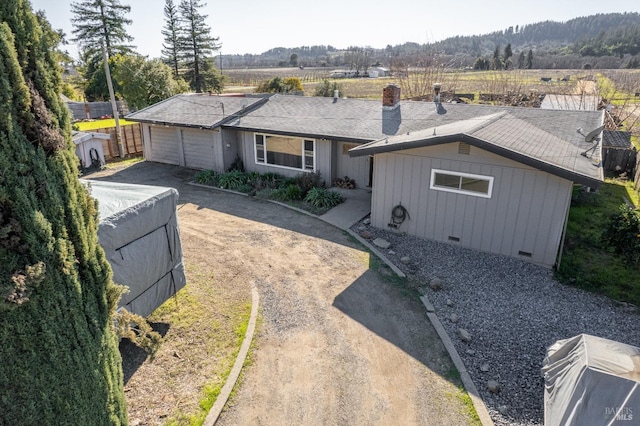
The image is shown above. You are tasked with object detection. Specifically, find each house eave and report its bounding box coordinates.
[350,133,602,188]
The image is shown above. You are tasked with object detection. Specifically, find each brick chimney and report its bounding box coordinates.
[382,84,401,108]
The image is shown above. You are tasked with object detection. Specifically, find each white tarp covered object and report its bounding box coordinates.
[83,179,186,317]
[542,334,640,425]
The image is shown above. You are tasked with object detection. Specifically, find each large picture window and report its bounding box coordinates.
[254,133,315,171]
[430,169,493,198]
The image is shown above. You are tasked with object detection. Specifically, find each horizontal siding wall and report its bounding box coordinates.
[148,125,180,165]
[371,143,573,268]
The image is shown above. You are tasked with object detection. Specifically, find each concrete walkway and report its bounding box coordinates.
[319,187,372,230]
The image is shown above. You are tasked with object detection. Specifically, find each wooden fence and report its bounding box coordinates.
[92,123,143,159]
[602,147,637,176]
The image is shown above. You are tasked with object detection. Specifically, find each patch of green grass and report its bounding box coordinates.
[443,366,481,425]
[104,155,143,169]
[557,179,640,305]
[75,118,137,131]
[164,302,253,426]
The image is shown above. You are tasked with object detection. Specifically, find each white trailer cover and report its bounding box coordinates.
[84,179,186,317]
[542,334,640,426]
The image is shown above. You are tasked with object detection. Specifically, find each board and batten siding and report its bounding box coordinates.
[371,143,574,268]
[336,142,370,188]
[239,131,332,180]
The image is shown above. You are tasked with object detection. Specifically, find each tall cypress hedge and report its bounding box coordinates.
[0,1,127,423]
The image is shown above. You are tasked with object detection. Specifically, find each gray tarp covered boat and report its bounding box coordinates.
[542,334,640,425]
[83,179,186,317]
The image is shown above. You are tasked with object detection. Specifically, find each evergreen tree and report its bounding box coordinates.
[504,43,513,69]
[517,51,526,69]
[178,0,222,93]
[161,0,181,79]
[492,44,502,70]
[71,0,134,99]
[71,0,134,60]
[0,1,126,423]
[526,49,534,69]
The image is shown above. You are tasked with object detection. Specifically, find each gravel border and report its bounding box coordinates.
[352,219,640,426]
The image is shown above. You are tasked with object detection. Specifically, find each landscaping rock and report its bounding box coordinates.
[450,314,459,323]
[446,298,454,307]
[429,278,442,291]
[361,231,371,239]
[465,349,476,356]
[480,363,490,372]
[388,250,396,255]
[400,256,411,264]
[498,405,509,415]
[358,226,366,232]
[373,238,391,249]
[488,380,501,394]
[363,218,371,225]
[458,328,472,342]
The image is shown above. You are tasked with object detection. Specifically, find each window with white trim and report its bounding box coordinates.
[254,133,315,171]
[430,169,493,198]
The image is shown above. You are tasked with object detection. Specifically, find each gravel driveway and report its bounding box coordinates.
[89,162,478,425]
[355,222,640,426]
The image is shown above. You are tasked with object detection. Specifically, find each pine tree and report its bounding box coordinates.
[492,45,502,70]
[503,43,513,69]
[178,0,222,93]
[0,1,126,423]
[71,0,134,100]
[162,0,181,79]
[526,49,534,69]
[517,51,526,69]
[71,0,134,60]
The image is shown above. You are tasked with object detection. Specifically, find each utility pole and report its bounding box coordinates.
[102,44,125,158]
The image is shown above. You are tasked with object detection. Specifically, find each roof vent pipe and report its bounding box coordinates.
[333,89,339,103]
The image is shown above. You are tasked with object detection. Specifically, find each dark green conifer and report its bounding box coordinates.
[0,1,126,423]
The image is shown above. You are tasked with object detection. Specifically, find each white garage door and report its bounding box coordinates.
[182,129,216,170]
[149,126,179,165]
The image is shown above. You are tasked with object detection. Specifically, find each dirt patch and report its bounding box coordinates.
[90,162,478,425]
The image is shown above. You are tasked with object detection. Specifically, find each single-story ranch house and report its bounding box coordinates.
[126,85,604,268]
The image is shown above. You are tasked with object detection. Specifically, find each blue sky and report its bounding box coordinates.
[30,0,638,59]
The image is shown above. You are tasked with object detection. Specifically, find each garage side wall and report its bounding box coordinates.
[371,143,573,268]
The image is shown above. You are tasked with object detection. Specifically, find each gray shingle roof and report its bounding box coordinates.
[125,94,267,128]
[350,107,604,186]
[603,130,632,148]
[126,93,605,185]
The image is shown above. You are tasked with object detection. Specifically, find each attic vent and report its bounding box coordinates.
[458,142,471,155]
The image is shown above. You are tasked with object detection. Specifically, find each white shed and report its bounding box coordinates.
[73,131,109,169]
